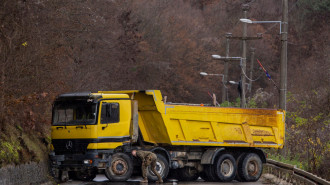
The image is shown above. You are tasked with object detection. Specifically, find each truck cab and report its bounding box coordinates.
[50,92,135,181]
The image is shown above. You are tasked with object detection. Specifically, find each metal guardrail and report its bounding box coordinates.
[264,159,330,185]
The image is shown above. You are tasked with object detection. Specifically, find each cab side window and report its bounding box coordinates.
[101,103,119,124]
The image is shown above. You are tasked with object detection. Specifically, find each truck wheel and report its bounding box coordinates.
[167,169,179,180]
[215,153,236,182]
[177,167,199,181]
[199,170,211,181]
[147,154,169,181]
[204,164,219,181]
[105,153,133,181]
[235,152,246,182]
[49,166,61,183]
[237,153,262,182]
[75,170,96,181]
[60,170,69,182]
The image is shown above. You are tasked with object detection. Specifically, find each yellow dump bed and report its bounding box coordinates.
[99,90,285,149]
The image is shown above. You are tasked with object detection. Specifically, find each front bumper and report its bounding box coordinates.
[49,150,112,171]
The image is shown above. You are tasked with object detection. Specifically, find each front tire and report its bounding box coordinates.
[237,153,262,182]
[147,154,169,181]
[105,153,133,181]
[74,170,96,181]
[215,153,236,182]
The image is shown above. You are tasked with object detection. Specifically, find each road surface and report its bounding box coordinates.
[60,174,271,185]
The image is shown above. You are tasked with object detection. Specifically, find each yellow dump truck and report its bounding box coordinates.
[49,90,285,182]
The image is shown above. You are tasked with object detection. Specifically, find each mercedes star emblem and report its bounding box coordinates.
[65,140,73,150]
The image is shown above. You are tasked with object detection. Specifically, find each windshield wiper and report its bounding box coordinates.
[64,109,67,129]
[82,120,87,129]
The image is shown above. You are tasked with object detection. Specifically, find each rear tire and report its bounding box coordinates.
[215,153,236,182]
[204,164,219,181]
[147,154,169,181]
[105,153,133,181]
[177,167,199,181]
[235,152,246,182]
[237,153,262,182]
[199,169,211,181]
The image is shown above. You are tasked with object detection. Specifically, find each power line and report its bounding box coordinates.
[240,65,264,82]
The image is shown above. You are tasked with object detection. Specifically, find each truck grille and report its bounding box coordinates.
[52,139,90,154]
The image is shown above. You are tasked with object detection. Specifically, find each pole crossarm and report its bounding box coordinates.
[221,57,242,61]
[252,21,281,23]
[240,18,283,34]
[212,56,243,61]
[205,73,224,76]
[231,36,263,40]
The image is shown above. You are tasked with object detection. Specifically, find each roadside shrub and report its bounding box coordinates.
[0,140,21,166]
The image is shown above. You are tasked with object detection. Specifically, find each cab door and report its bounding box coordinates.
[95,100,132,149]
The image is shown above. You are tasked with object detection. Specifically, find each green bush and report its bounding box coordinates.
[220,98,241,107]
[0,140,21,165]
[267,152,307,170]
[247,98,257,108]
[220,98,260,108]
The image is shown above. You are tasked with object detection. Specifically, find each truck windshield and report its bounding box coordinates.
[52,100,97,125]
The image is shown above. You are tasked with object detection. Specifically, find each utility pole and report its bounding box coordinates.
[222,33,232,103]
[279,0,288,157]
[213,2,261,104]
[249,47,256,94]
[280,0,288,111]
[241,3,249,108]
[231,32,262,104]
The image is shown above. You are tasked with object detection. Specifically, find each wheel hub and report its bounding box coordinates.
[220,159,234,177]
[156,161,163,173]
[247,160,258,176]
[150,161,163,175]
[112,159,128,175]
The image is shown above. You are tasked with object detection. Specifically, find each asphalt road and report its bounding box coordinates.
[60,174,270,185]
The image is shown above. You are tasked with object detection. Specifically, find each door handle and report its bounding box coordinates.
[102,123,109,130]
[56,127,63,130]
[76,126,84,129]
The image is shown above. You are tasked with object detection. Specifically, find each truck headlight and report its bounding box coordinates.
[83,159,93,164]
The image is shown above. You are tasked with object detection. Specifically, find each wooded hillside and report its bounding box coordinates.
[0,0,329,179]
